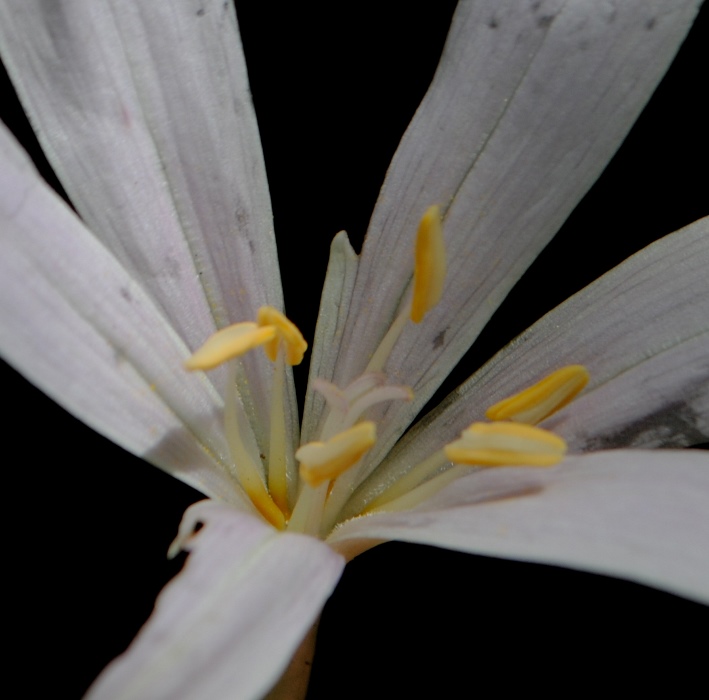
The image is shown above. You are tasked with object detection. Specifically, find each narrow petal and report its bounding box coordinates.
[86,502,344,700]
[350,219,708,512]
[329,450,709,604]
[302,231,359,443]
[319,0,702,476]
[0,122,248,506]
[0,1,287,440]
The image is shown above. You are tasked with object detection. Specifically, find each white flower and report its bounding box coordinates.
[1,2,708,698]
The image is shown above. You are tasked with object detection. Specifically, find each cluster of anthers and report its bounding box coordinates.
[185,206,589,538]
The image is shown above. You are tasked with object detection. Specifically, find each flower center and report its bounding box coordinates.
[185,207,588,536]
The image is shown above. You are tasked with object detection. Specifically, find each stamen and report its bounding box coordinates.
[257,306,308,365]
[365,465,470,515]
[267,350,289,514]
[364,309,410,373]
[485,365,590,424]
[222,366,286,529]
[184,322,276,370]
[444,422,566,467]
[365,205,446,372]
[411,204,445,323]
[361,448,449,513]
[254,306,306,515]
[297,421,377,487]
[245,479,288,529]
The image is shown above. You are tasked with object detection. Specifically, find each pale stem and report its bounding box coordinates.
[265,620,320,700]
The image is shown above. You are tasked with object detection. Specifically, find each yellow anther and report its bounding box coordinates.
[444,422,566,467]
[185,322,277,371]
[485,365,590,425]
[297,421,377,487]
[257,306,308,365]
[411,204,446,324]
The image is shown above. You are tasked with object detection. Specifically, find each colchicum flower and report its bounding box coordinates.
[1,1,708,698]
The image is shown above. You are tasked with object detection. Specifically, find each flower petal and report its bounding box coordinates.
[546,333,709,451]
[86,502,344,700]
[0,1,285,434]
[348,219,708,512]
[315,0,702,474]
[0,122,250,506]
[329,450,709,604]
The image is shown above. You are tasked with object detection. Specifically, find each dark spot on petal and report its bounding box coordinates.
[235,206,249,230]
[645,17,657,30]
[583,401,706,451]
[433,329,446,349]
[537,14,555,29]
[119,286,132,302]
[196,7,205,17]
[487,16,499,29]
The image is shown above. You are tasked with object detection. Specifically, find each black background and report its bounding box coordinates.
[3,2,708,697]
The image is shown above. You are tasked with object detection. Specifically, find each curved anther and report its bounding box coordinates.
[257,306,308,365]
[486,365,590,424]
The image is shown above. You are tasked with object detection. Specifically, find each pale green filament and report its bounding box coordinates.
[361,449,449,514]
[267,350,289,514]
[365,465,470,515]
[223,365,285,529]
